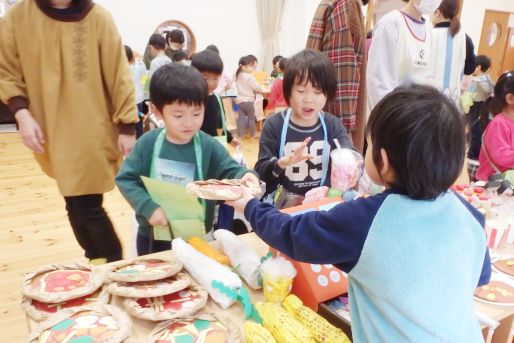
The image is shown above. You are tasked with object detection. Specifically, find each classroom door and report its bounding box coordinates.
[478,10,511,80]
[502,28,514,73]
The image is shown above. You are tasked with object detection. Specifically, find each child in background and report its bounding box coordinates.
[265,57,288,114]
[270,55,283,78]
[172,50,190,65]
[125,45,148,139]
[191,50,240,148]
[228,84,490,342]
[255,49,353,209]
[476,71,514,181]
[116,64,259,255]
[148,34,172,77]
[235,55,266,139]
[165,29,186,62]
[467,55,494,172]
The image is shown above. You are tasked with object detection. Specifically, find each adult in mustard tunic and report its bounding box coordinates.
[0,0,138,262]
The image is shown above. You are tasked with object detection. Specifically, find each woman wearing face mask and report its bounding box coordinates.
[367,0,443,110]
[429,0,472,107]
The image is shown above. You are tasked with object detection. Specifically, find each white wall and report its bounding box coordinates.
[95,0,261,76]
[461,0,514,51]
[96,0,324,74]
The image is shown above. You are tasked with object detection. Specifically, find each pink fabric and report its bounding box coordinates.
[265,79,287,110]
[476,113,514,181]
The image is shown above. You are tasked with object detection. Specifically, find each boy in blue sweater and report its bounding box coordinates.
[228,84,491,342]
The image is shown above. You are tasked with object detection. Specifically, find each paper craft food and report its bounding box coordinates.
[108,272,192,298]
[186,179,261,201]
[330,148,363,192]
[108,257,182,282]
[451,184,491,214]
[172,238,242,309]
[21,286,110,322]
[494,258,514,277]
[213,229,262,289]
[244,321,277,343]
[256,301,315,343]
[282,294,350,343]
[148,313,241,343]
[474,280,514,304]
[188,237,231,266]
[21,262,104,303]
[123,283,208,321]
[26,304,131,343]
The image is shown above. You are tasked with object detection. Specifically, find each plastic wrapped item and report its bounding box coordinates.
[330,148,363,192]
[244,321,277,343]
[213,229,262,289]
[256,302,315,343]
[282,294,351,343]
[172,238,242,309]
[260,256,296,303]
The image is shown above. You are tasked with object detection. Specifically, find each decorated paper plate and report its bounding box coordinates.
[123,283,208,321]
[22,262,104,303]
[186,179,261,201]
[27,304,131,343]
[22,286,110,322]
[474,277,514,306]
[492,257,514,278]
[109,257,182,282]
[108,272,192,298]
[148,313,241,342]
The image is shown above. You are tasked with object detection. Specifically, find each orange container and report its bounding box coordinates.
[271,197,349,311]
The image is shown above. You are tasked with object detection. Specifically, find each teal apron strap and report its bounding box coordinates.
[214,94,228,137]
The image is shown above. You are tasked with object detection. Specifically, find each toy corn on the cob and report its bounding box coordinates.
[282,294,351,343]
[244,321,277,343]
[256,301,315,343]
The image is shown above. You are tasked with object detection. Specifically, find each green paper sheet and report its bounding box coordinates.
[141,176,205,240]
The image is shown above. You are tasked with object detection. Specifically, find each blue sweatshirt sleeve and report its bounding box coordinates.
[244,193,389,272]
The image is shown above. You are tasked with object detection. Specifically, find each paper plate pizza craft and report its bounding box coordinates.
[21,262,105,303]
[493,258,514,277]
[148,312,241,343]
[123,283,208,321]
[186,179,262,201]
[108,272,192,298]
[27,304,131,343]
[108,257,183,283]
[21,286,110,322]
[474,280,514,304]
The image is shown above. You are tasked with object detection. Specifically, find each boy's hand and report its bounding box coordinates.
[118,133,136,156]
[230,137,241,148]
[226,186,255,213]
[16,109,45,154]
[277,137,314,169]
[241,172,260,189]
[148,207,168,226]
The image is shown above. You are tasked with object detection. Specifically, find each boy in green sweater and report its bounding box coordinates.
[116,63,259,255]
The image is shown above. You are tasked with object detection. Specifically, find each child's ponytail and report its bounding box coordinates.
[438,0,461,37]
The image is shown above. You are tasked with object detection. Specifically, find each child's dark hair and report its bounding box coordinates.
[489,70,514,116]
[278,58,288,72]
[366,84,465,200]
[124,45,134,63]
[172,50,188,63]
[166,29,185,45]
[282,49,336,105]
[272,55,283,65]
[150,63,208,113]
[205,44,220,55]
[148,34,166,50]
[437,0,461,36]
[236,55,258,78]
[476,55,491,73]
[191,50,223,75]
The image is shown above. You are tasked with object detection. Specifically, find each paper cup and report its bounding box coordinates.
[486,219,510,249]
[262,273,293,303]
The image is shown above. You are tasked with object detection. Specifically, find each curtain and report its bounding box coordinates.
[256,0,284,73]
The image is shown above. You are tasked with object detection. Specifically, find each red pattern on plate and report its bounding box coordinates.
[136,289,201,311]
[31,288,103,314]
[36,270,90,294]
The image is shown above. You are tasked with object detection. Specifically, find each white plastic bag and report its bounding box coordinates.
[172,238,242,309]
[213,229,262,289]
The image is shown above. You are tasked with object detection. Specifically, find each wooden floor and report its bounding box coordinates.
[0,131,259,342]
